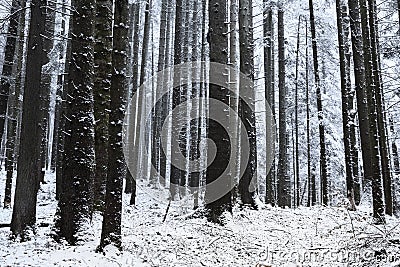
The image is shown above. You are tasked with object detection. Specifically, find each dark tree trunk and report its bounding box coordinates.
[277,5,290,208]
[98,0,129,251]
[368,0,392,216]
[348,0,370,205]
[359,0,385,223]
[336,0,356,210]
[93,0,113,211]
[309,0,328,206]
[0,0,22,144]
[205,0,232,223]
[125,2,140,195]
[238,0,257,209]
[54,0,96,244]
[56,0,73,200]
[294,16,301,207]
[169,0,185,200]
[264,3,275,206]
[390,118,400,175]
[3,0,27,209]
[10,0,47,238]
[305,20,314,207]
[342,4,360,205]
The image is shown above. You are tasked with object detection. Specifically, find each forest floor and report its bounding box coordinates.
[1,172,400,266]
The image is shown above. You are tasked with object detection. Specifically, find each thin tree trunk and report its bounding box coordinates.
[309,0,328,205]
[3,0,26,209]
[294,15,301,207]
[0,0,22,144]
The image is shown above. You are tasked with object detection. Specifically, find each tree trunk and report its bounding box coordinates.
[3,0,27,209]
[205,0,232,223]
[98,0,129,250]
[54,0,97,244]
[336,0,356,210]
[238,0,257,209]
[93,0,113,211]
[264,3,275,206]
[277,5,290,208]
[0,0,22,144]
[390,117,400,175]
[309,0,328,205]
[294,15,301,207]
[10,0,47,238]
[305,20,314,206]
[359,0,385,223]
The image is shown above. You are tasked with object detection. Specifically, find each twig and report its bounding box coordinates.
[162,199,171,223]
[346,209,356,238]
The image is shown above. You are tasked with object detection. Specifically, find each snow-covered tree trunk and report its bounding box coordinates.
[99,0,129,250]
[336,0,356,210]
[93,0,113,211]
[54,0,96,243]
[0,0,23,146]
[205,0,232,223]
[359,0,385,223]
[368,0,392,215]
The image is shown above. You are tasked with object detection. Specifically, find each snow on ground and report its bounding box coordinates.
[1,171,400,267]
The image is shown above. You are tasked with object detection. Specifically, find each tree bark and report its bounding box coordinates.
[11,0,47,238]
[93,0,113,211]
[54,0,97,244]
[309,0,328,205]
[238,0,257,209]
[99,0,129,250]
[277,5,290,208]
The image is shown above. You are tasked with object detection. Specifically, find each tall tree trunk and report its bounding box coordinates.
[277,4,290,208]
[348,0,370,205]
[98,0,129,250]
[359,0,385,223]
[10,0,47,238]
[125,2,140,196]
[54,0,97,244]
[39,0,57,173]
[93,0,113,211]
[0,0,22,144]
[264,3,275,206]
[342,4,360,205]
[309,0,328,205]
[205,0,232,223]
[190,0,201,208]
[238,0,257,209]
[305,20,314,206]
[169,0,185,200]
[3,0,27,209]
[294,15,301,207]
[336,0,356,210]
